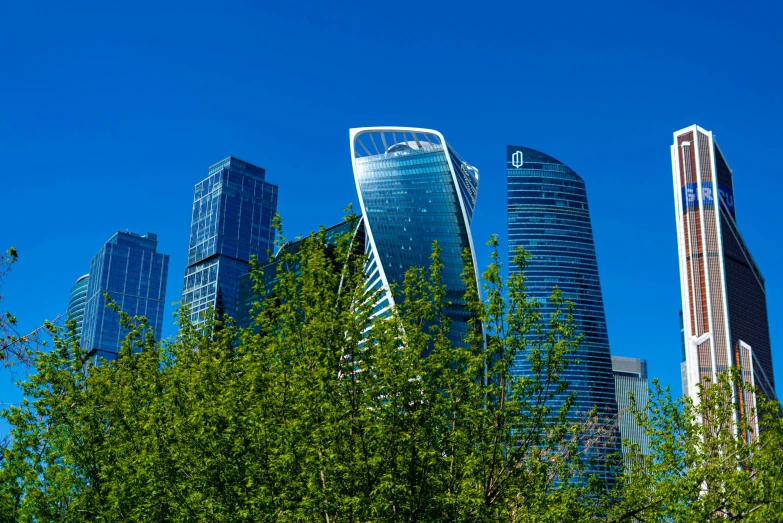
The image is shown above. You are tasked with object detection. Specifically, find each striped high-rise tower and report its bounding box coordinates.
[671,125,776,441]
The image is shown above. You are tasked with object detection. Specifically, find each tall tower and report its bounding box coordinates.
[81,232,170,360]
[350,127,480,349]
[181,156,278,325]
[507,145,621,483]
[671,125,776,440]
[67,273,90,342]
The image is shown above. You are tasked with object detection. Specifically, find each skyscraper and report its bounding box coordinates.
[67,273,90,342]
[350,127,480,349]
[81,231,169,360]
[181,156,278,325]
[507,145,621,483]
[612,356,650,465]
[671,125,776,440]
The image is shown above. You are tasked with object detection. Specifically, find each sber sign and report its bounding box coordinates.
[682,182,735,213]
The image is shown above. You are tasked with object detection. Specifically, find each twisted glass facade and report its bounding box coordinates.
[507,145,620,483]
[612,356,650,466]
[181,156,278,325]
[351,127,479,348]
[81,232,169,360]
[67,274,90,342]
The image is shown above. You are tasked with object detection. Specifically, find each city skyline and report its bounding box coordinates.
[3,1,782,434]
[7,124,774,389]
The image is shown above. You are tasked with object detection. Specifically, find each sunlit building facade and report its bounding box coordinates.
[671,125,776,441]
[81,231,169,360]
[181,156,278,325]
[507,145,621,483]
[350,127,480,349]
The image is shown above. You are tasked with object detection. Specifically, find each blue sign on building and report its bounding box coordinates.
[682,182,734,213]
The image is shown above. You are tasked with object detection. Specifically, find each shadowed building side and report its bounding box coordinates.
[236,217,366,329]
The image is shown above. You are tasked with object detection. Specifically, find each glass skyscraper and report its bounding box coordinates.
[507,145,621,483]
[672,125,776,442]
[81,231,170,360]
[67,273,90,342]
[612,356,650,466]
[181,156,278,325]
[351,127,480,349]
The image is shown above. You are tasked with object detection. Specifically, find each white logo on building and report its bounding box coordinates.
[511,150,524,168]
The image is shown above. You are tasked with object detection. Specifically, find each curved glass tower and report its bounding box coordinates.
[351,127,480,348]
[507,146,620,483]
[67,274,90,342]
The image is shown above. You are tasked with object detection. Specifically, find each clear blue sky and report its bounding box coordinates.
[2,1,782,425]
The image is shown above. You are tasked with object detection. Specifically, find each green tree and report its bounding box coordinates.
[7,214,738,521]
[609,370,783,522]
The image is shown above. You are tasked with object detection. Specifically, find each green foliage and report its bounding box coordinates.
[1,247,52,366]
[1,247,22,362]
[0,225,781,521]
[608,370,783,522]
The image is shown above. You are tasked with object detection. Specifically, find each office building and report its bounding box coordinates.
[671,125,776,441]
[67,273,90,342]
[507,145,621,483]
[236,217,365,329]
[81,231,169,360]
[181,156,278,325]
[612,356,650,465]
[350,127,480,349]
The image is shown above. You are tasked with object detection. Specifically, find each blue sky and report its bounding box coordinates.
[2,1,782,423]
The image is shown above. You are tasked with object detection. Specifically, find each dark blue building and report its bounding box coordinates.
[351,127,479,349]
[181,156,278,325]
[236,218,365,329]
[507,145,620,483]
[81,231,170,360]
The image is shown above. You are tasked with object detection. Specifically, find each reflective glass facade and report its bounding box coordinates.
[612,356,650,467]
[67,274,90,342]
[507,145,621,483]
[81,232,170,361]
[351,128,479,349]
[672,126,776,441]
[181,156,278,325]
